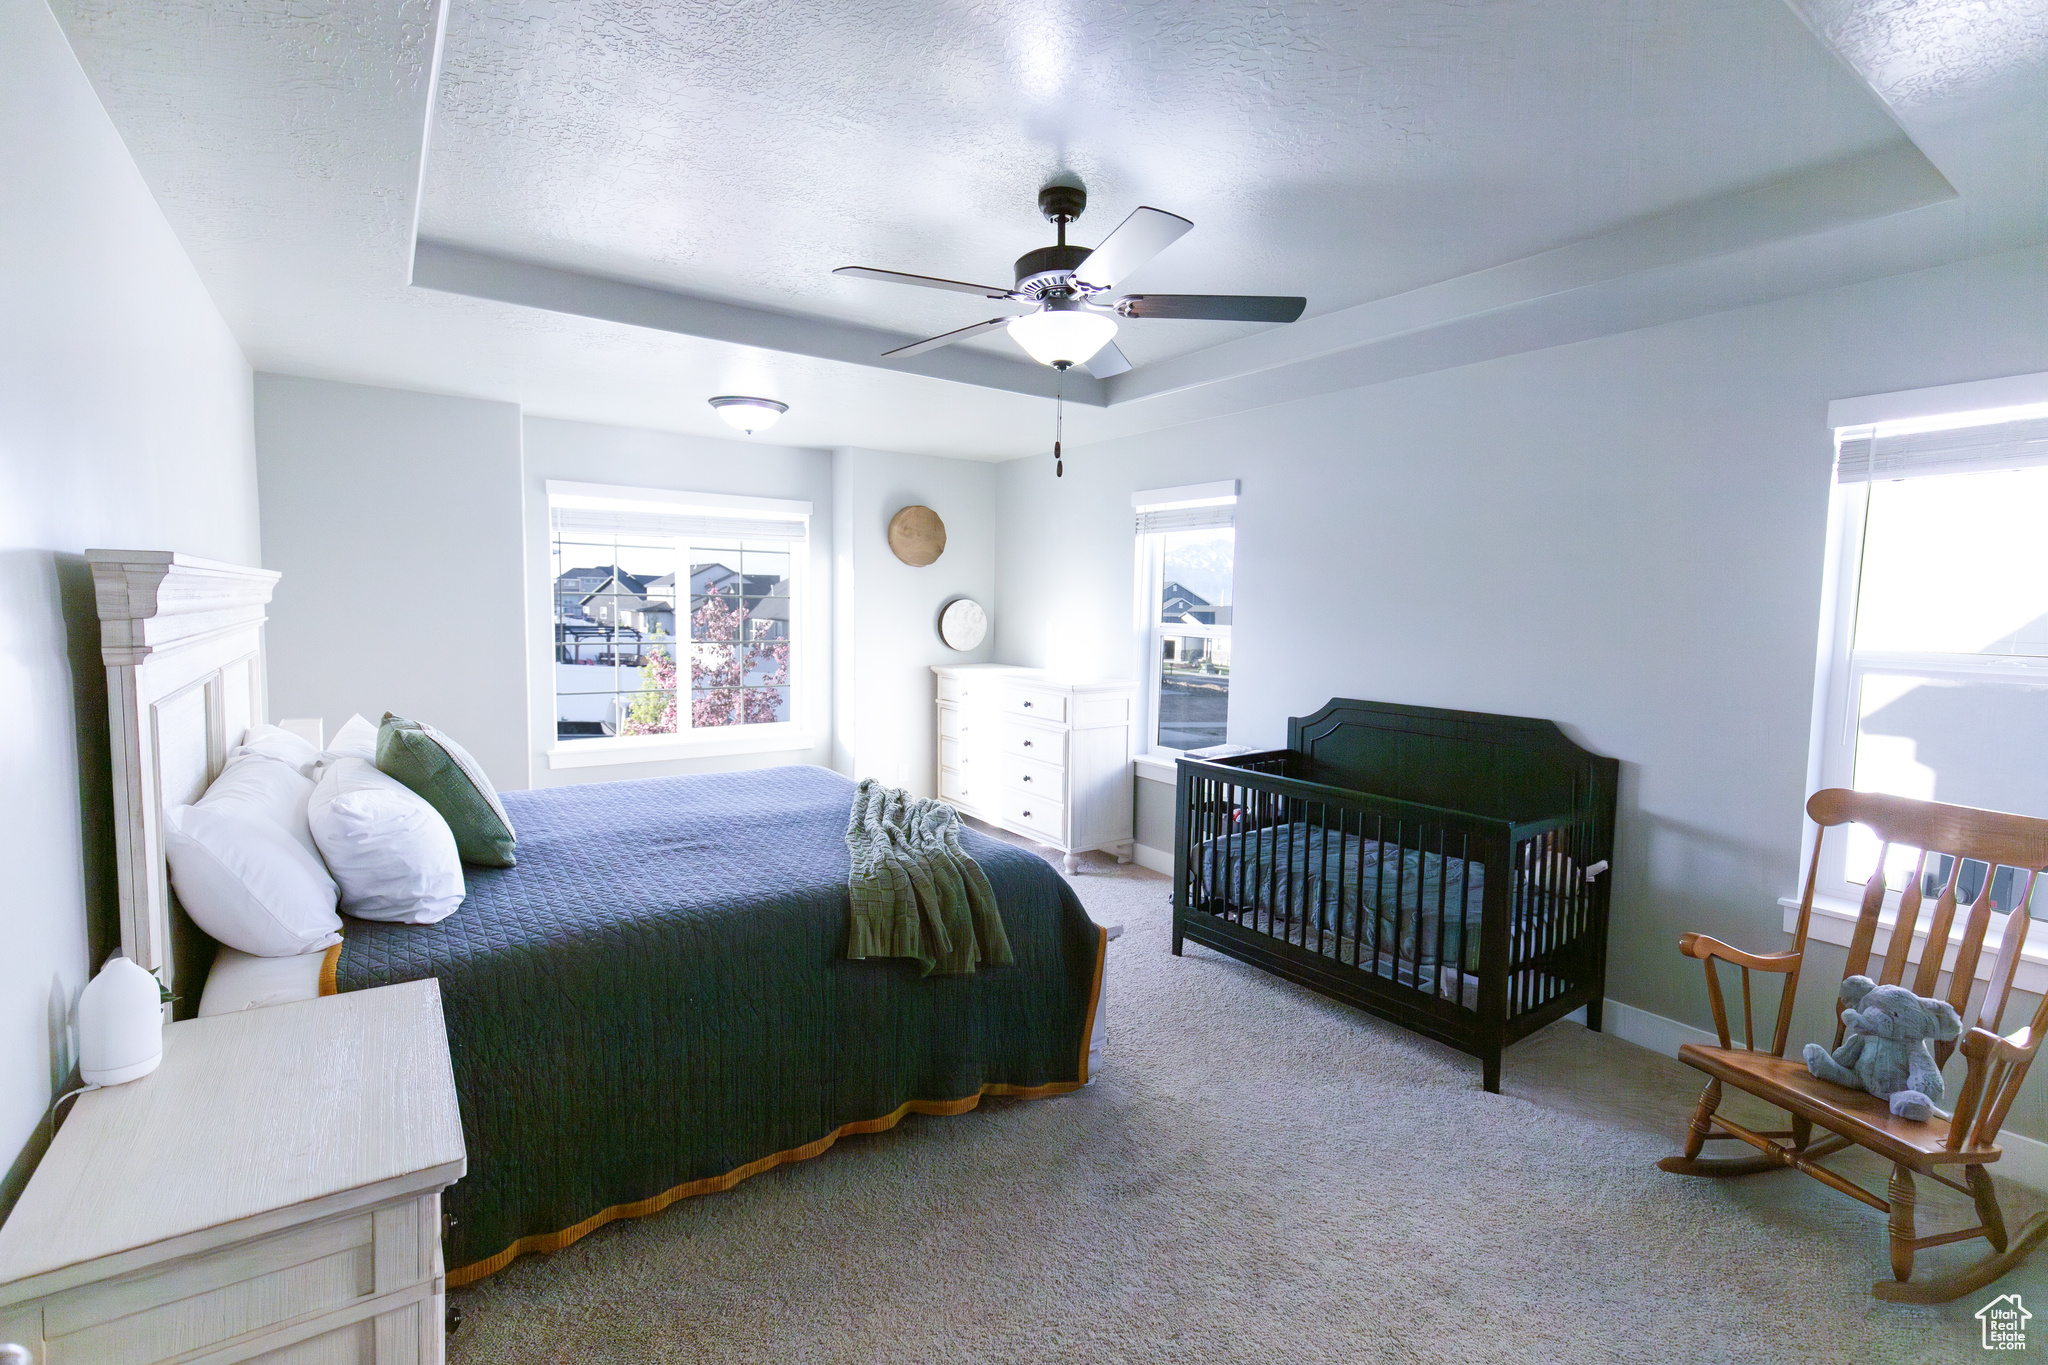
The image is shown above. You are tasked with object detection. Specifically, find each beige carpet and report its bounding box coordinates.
[448,841,2046,1363]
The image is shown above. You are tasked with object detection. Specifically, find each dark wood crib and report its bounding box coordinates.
[1172,699,1619,1092]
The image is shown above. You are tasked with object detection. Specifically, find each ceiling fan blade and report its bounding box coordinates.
[881,316,1015,359]
[834,266,1019,301]
[1117,294,1307,323]
[1084,341,1131,379]
[1071,207,1193,290]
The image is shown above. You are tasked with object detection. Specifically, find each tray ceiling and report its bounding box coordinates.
[420,0,1908,370]
[46,0,2048,457]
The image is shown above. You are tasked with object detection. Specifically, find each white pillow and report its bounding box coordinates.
[327,713,380,762]
[204,751,324,860]
[164,755,341,957]
[308,758,465,924]
[230,723,323,779]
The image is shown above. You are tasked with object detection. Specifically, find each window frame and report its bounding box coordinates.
[542,480,815,768]
[1809,416,2048,902]
[1132,480,1238,761]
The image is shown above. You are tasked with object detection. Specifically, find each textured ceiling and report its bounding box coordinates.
[419,0,1907,369]
[46,0,2048,457]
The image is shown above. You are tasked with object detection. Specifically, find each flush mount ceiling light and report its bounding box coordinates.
[1006,296,1118,369]
[708,395,788,435]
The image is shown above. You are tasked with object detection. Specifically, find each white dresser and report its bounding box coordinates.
[933,664,1134,874]
[0,980,465,1365]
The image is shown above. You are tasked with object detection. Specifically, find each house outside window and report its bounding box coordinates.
[547,483,808,748]
[1134,481,1238,754]
[1815,398,2048,911]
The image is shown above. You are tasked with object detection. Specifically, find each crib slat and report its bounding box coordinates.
[1335,805,1351,965]
[1434,824,1450,1001]
[1234,780,1248,928]
[1318,802,1335,961]
[1285,797,1299,949]
[1393,819,1410,985]
[1372,813,1386,968]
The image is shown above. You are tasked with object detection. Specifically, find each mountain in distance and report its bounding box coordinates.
[1163,534,1234,609]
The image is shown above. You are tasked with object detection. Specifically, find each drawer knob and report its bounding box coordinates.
[1022,740,1032,747]
[1022,700,1033,708]
[1021,775,1031,782]
[1023,810,1032,817]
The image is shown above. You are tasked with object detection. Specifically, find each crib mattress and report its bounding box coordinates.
[1195,822,1539,975]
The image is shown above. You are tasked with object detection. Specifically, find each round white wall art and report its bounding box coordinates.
[938,598,988,651]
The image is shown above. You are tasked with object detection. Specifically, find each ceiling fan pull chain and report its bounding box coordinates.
[1054,382,1064,478]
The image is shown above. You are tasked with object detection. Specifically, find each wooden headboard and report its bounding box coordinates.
[87,550,280,1019]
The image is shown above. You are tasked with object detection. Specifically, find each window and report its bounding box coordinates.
[1816,403,2048,909]
[547,484,809,748]
[1135,481,1237,754]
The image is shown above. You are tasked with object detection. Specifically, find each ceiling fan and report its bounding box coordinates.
[833,182,1306,379]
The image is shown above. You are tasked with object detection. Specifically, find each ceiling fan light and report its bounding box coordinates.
[1007,306,1117,369]
[707,395,788,435]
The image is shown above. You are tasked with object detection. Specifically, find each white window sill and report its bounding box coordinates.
[547,728,815,770]
[1780,893,2048,997]
[1133,753,1179,784]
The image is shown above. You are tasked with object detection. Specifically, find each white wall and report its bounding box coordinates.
[523,417,835,785]
[256,376,528,790]
[0,0,257,1211]
[831,448,997,794]
[995,243,2048,1127]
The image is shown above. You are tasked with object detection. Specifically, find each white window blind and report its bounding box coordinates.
[1836,415,2048,483]
[1133,479,1239,534]
[1135,503,1235,534]
[550,506,807,542]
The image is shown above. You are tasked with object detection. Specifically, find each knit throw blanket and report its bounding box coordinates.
[844,778,1015,975]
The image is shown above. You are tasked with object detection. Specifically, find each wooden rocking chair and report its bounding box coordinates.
[1659,788,2048,1302]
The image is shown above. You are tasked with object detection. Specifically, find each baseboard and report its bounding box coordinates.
[1599,999,1721,1057]
[1595,998,2048,1193]
[1132,843,1173,875]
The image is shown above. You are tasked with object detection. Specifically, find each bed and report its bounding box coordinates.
[85,550,1107,1287]
[1173,698,1618,1091]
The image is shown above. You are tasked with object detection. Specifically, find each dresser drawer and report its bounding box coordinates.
[1001,724,1066,766]
[244,1314,373,1364]
[943,736,993,777]
[939,767,984,811]
[1000,789,1067,844]
[1004,688,1067,723]
[37,1193,434,1365]
[941,704,998,740]
[1001,752,1067,799]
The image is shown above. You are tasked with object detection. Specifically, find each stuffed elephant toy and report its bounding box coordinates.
[1803,975,1963,1121]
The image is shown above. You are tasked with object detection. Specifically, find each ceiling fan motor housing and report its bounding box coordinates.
[1013,243,1094,299]
[1037,183,1087,224]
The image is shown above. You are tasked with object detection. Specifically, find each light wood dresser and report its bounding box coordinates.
[0,980,465,1364]
[933,664,1134,874]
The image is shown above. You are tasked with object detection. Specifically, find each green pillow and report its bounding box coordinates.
[376,714,517,867]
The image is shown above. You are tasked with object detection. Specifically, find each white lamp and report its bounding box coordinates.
[78,955,163,1085]
[707,395,788,435]
[1008,298,1118,369]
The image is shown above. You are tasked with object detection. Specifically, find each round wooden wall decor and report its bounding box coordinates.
[887,505,946,566]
